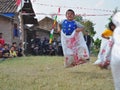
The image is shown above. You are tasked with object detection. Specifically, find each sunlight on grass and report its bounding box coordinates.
[0,56,114,90]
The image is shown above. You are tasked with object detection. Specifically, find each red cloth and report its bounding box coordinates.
[0,38,5,46]
[16,0,21,6]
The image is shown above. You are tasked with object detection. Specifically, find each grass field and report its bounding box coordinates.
[0,56,114,90]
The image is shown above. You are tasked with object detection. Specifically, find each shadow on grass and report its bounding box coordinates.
[69,71,110,79]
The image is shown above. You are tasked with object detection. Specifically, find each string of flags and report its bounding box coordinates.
[15,0,114,16]
[21,12,112,16]
[33,3,115,12]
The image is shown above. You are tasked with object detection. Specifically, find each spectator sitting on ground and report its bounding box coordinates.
[12,42,18,55]
[0,44,3,58]
[17,43,24,57]
[9,46,17,58]
[2,44,10,59]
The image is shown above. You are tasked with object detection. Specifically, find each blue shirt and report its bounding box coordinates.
[13,28,20,37]
[61,19,84,35]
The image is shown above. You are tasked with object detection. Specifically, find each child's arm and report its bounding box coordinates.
[76,27,84,32]
[57,23,61,33]
[101,29,111,40]
[101,34,110,39]
[75,21,85,32]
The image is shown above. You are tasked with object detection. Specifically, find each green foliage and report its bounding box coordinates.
[74,15,83,22]
[94,38,102,49]
[82,20,96,37]
[75,16,96,37]
[91,38,102,55]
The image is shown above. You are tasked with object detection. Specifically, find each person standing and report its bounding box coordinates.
[84,30,91,53]
[57,9,89,68]
[13,23,20,38]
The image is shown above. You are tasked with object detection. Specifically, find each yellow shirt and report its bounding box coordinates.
[10,50,17,57]
[102,29,113,37]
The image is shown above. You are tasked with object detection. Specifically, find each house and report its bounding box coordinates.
[30,17,60,40]
[0,0,38,46]
[0,0,19,45]
[25,16,60,55]
[0,0,59,54]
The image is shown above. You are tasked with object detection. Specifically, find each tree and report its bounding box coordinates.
[75,16,96,37]
[94,38,101,49]
[91,38,101,55]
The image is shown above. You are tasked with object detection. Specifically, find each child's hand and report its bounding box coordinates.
[75,28,83,32]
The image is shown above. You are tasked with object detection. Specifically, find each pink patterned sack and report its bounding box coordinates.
[61,31,89,68]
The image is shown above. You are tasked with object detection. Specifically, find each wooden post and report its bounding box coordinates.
[19,12,25,56]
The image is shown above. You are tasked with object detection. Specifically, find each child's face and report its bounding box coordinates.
[4,45,8,49]
[13,44,17,47]
[11,47,15,51]
[66,11,75,21]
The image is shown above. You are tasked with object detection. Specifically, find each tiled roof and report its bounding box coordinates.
[0,0,17,13]
[36,17,58,33]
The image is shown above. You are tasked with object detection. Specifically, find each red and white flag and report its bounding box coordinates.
[16,0,21,6]
[16,0,24,12]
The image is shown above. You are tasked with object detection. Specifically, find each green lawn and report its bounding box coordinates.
[0,56,114,90]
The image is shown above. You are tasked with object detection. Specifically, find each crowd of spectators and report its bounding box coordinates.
[0,42,24,60]
[0,32,63,60]
[30,36,63,56]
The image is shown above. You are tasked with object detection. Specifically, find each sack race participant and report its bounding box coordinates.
[111,12,120,90]
[94,22,115,69]
[58,9,89,68]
